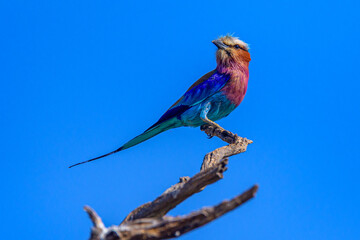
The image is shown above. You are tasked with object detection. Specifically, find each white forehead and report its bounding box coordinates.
[221,36,249,50]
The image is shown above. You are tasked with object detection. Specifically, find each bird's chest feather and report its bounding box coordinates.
[221,72,249,106]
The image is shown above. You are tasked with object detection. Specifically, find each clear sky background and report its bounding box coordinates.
[1,0,359,239]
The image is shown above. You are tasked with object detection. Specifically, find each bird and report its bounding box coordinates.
[69,35,251,168]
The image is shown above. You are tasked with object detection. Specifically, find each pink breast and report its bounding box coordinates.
[221,73,249,106]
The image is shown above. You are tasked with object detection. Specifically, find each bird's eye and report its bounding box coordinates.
[234,45,241,49]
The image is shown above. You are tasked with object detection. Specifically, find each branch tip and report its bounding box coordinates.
[84,205,105,229]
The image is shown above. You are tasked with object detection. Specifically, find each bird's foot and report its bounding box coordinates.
[200,124,217,139]
[200,124,238,144]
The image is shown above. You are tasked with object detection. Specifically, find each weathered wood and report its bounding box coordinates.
[86,185,258,240]
[122,159,228,223]
[200,124,253,170]
[84,125,256,240]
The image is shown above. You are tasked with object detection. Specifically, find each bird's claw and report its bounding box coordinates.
[207,133,214,139]
[201,124,216,139]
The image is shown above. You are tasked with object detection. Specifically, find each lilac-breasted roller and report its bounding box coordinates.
[69,35,251,168]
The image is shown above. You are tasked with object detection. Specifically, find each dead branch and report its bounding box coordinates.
[200,124,253,170]
[84,125,256,239]
[122,159,228,223]
[86,185,258,240]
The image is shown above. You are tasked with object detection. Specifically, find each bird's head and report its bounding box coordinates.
[213,35,251,70]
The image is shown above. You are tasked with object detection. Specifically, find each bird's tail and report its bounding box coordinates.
[68,118,180,168]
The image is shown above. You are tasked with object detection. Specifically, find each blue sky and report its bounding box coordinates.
[1,0,359,239]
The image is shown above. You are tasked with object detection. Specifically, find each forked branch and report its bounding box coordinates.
[85,185,258,240]
[84,124,256,240]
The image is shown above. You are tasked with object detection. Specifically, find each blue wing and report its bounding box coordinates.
[147,70,230,130]
[175,71,230,107]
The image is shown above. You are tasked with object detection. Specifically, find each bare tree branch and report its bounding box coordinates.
[83,125,256,240]
[200,124,253,170]
[85,185,258,240]
[122,159,228,223]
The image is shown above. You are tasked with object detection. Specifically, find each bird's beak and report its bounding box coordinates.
[212,39,228,50]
